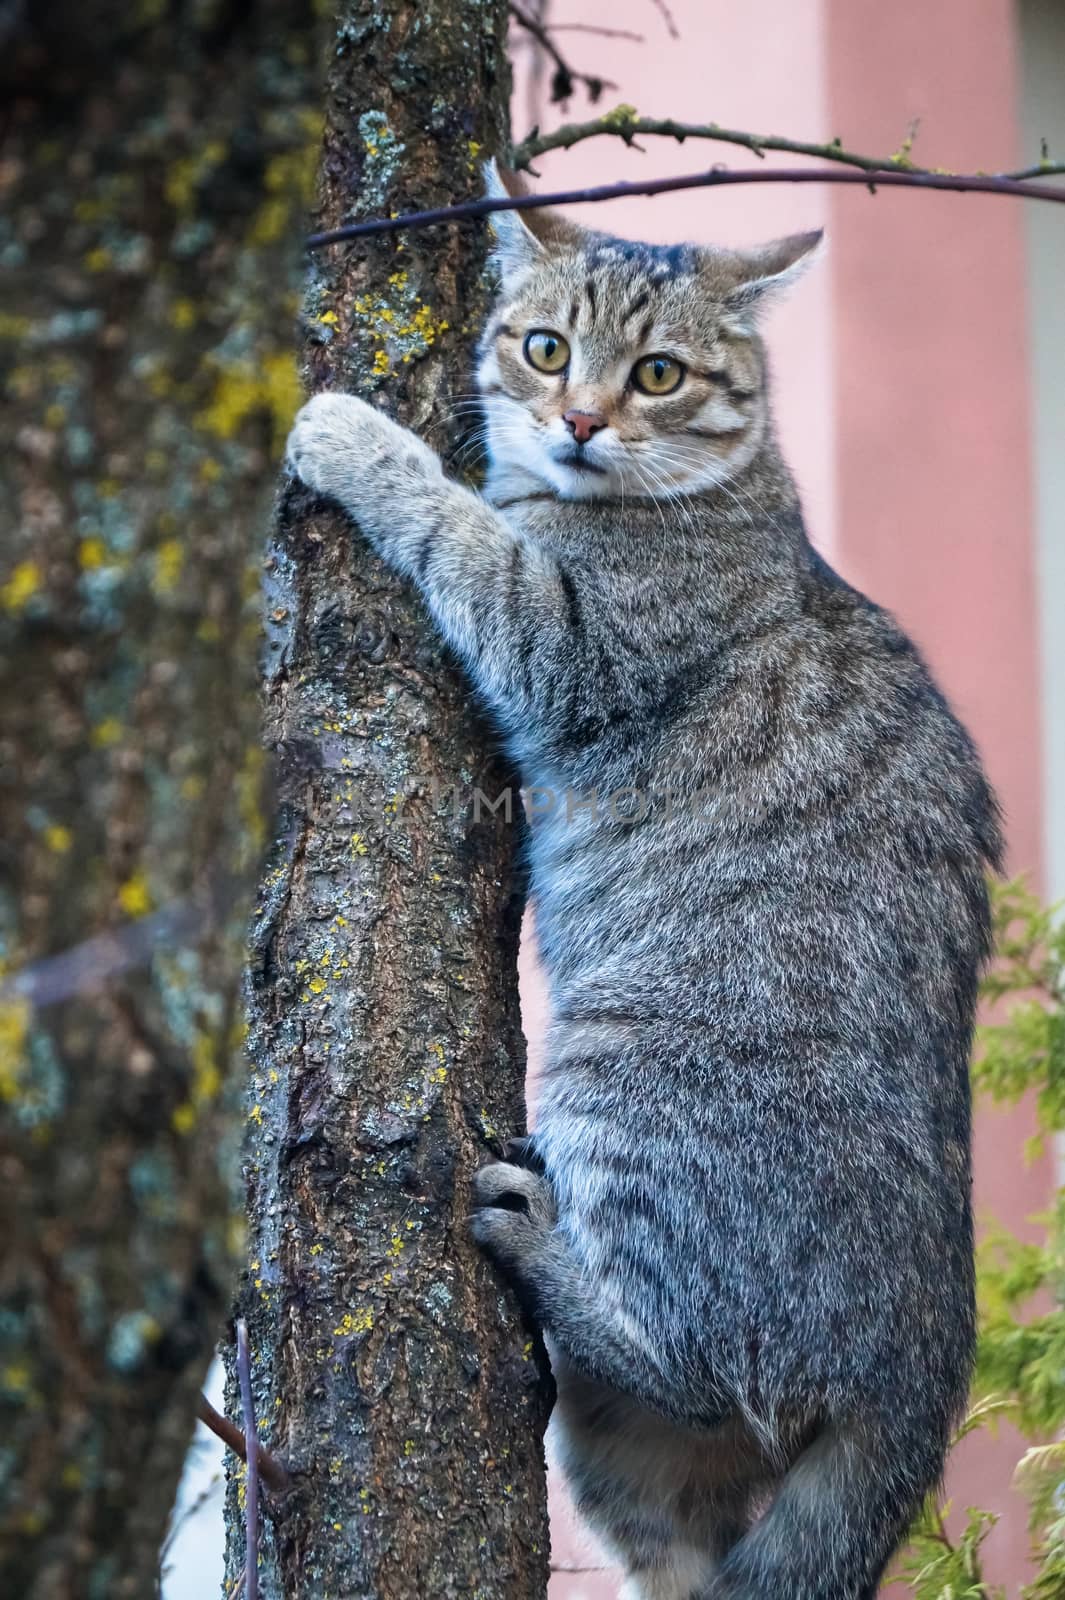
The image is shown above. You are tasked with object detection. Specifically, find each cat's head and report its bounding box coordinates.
[476,162,821,502]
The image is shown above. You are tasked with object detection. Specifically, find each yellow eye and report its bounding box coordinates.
[633,355,685,396]
[524,330,570,374]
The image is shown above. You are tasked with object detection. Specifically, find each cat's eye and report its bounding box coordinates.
[524,330,570,374]
[632,355,685,396]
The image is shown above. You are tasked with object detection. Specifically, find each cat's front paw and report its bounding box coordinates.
[470,1160,556,1277]
[286,391,442,519]
[286,391,368,502]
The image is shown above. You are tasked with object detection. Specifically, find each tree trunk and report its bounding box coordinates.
[0,5,320,1597]
[231,3,552,1598]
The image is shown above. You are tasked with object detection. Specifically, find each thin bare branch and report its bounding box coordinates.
[647,0,679,38]
[509,2,616,104]
[0,898,206,1008]
[545,24,644,42]
[196,1393,289,1493]
[305,163,1065,250]
[235,1321,259,1600]
[509,105,1065,180]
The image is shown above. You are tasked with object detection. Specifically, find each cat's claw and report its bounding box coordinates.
[504,1133,547,1174]
[470,1159,556,1271]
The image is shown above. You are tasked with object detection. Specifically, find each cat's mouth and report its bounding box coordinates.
[554,450,607,475]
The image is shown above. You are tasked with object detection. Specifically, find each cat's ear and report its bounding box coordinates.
[483,159,590,288]
[719,230,824,329]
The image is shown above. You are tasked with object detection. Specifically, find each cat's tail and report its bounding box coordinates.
[703,1414,941,1600]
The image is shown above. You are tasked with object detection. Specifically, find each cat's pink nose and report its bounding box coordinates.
[562,410,607,446]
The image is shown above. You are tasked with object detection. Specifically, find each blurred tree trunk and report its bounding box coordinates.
[0,5,320,1596]
[230,3,552,1596]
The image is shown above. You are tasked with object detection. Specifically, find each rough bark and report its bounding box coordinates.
[231,3,552,1598]
[0,5,319,1596]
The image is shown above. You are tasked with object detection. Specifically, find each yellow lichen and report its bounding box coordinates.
[2,561,40,612]
[333,1307,374,1337]
[118,872,152,918]
[154,538,184,594]
[91,717,123,749]
[165,140,227,215]
[43,825,72,854]
[194,353,300,453]
[0,998,30,1104]
[248,131,321,246]
[78,537,108,570]
[2,1363,31,1394]
[601,103,639,130]
[168,299,197,330]
[171,1103,196,1135]
[191,1033,221,1106]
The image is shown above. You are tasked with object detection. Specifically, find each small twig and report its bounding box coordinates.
[196,1393,289,1492]
[647,0,679,38]
[305,163,1065,250]
[236,1320,259,1600]
[545,24,644,42]
[0,897,210,1008]
[1009,159,1065,180]
[932,1502,956,1550]
[509,1,616,104]
[160,1472,223,1566]
[510,106,1065,179]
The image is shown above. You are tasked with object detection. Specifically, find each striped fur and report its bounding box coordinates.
[286,182,1001,1599]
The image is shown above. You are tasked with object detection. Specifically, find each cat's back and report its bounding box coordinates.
[531,528,1000,1017]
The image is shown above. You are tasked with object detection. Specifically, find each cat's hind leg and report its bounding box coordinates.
[552,1363,764,1600]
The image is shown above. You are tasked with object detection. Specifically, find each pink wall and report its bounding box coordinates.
[514,3,1047,1592]
[826,0,1046,1585]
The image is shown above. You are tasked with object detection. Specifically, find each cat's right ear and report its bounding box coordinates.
[483,159,588,288]
[484,160,542,285]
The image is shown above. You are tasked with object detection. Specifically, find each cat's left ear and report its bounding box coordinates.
[720,230,824,329]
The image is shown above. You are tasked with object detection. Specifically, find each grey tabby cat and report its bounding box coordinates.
[286,164,1001,1600]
